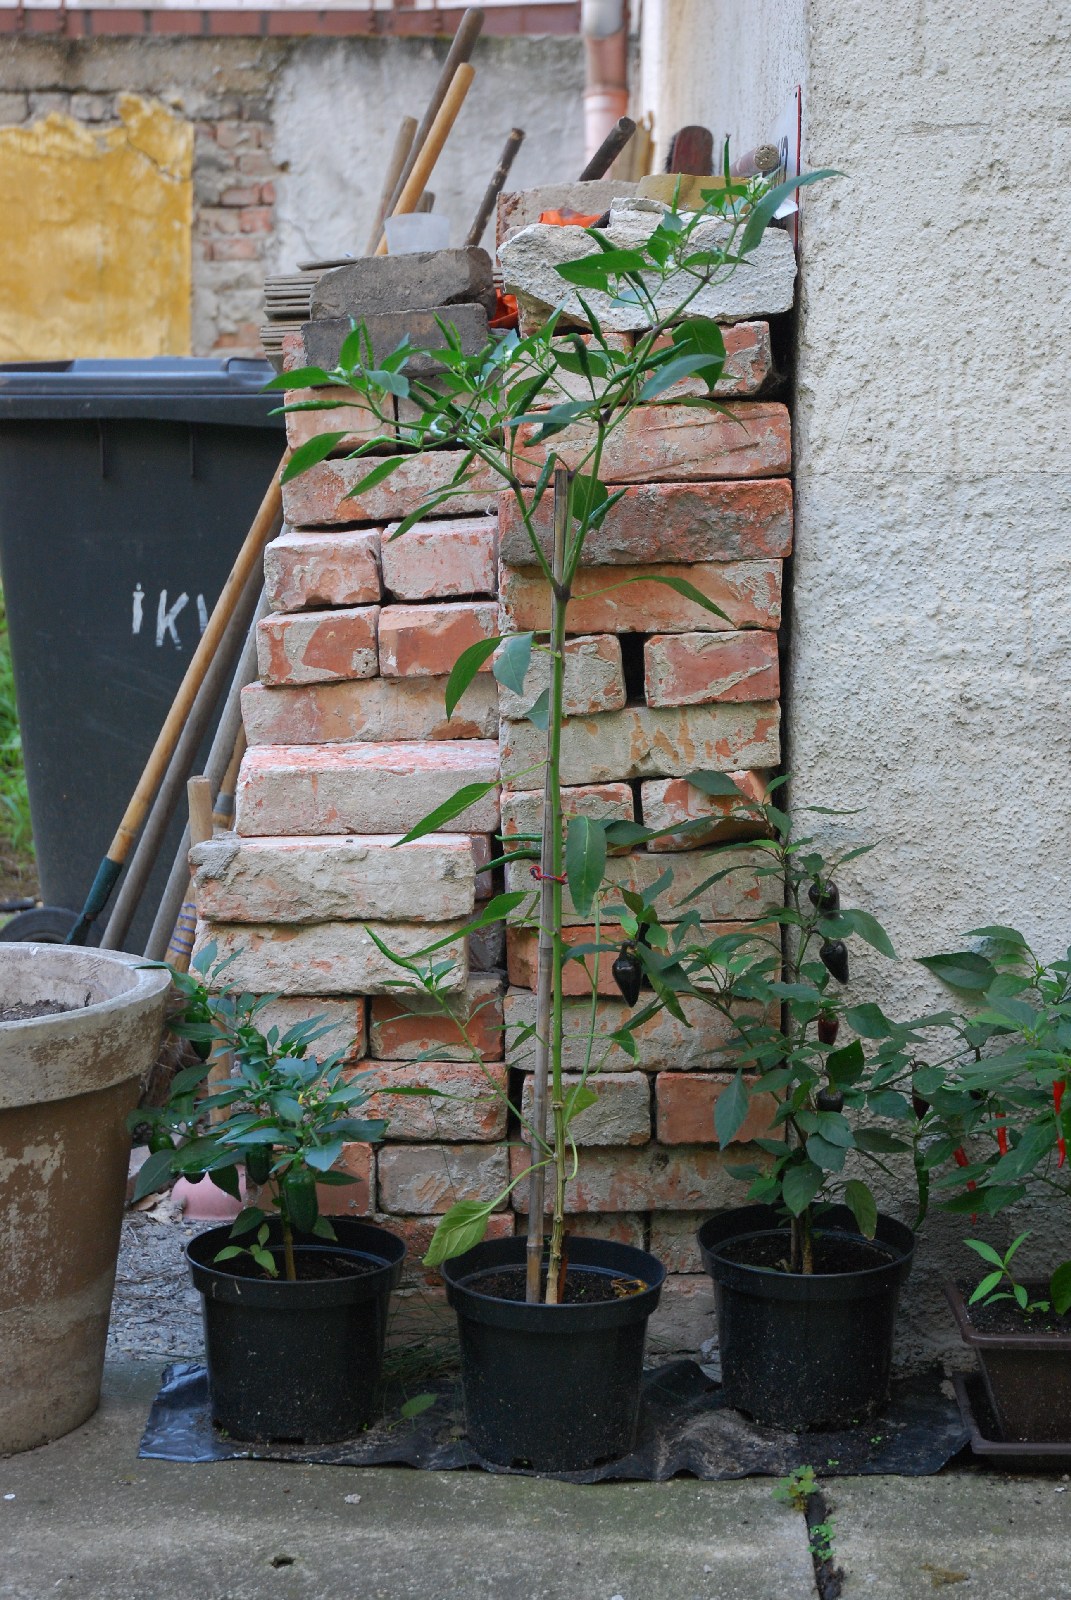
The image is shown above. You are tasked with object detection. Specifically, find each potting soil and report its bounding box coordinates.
[140,1359,968,1482]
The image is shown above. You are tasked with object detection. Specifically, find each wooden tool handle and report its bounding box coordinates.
[465,127,525,248]
[578,116,635,181]
[730,143,782,177]
[363,113,417,255]
[187,777,214,848]
[376,63,476,253]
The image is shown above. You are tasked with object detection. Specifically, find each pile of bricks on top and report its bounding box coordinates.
[191,189,798,1350]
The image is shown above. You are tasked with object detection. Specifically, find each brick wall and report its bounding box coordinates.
[191,311,792,1353]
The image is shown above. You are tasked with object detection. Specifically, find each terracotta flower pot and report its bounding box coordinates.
[0,944,170,1454]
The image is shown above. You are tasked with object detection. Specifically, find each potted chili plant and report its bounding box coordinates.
[913,926,1071,1443]
[136,943,403,1445]
[280,162,832,1468]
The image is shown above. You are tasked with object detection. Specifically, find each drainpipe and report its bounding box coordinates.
[582,0,629,165]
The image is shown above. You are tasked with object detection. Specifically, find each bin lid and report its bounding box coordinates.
[0,357,284,426]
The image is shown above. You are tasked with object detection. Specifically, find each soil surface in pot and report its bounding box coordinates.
[718,1231,899,1274]
[214,1249,379,1284]
[0,997,81,1021]
[957,1283,1071,1337]
[462,1266,648,1304]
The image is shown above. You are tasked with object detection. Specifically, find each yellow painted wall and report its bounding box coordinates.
[0,95,192,360]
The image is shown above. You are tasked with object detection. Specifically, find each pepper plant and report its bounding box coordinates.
[132,942,388,1281]
[278,161,833,1303]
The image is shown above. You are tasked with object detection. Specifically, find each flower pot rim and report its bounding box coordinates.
[442,1233,666,1331]
[187,1218,405,1310]
[698,1203,915,1289]
[944,1277,1071,1352]
[0,945,169,1029]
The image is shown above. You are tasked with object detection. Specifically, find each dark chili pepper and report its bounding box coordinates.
[995,1111,1009,1157]
[611,943,642,1007]
[1055,1081,1067,1169]
[244,1144,273,1187]
[819,939,850,984]
[191,1038,213,1063]
[282,1168,318,1235]
[816,1088,845,1114]
[147,1126,175,1155]
[817,1013,840,1046]
[912,1091,930,1121]
[808,880,841,914]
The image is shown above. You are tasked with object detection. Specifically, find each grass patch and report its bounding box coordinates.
[0,590,36,890]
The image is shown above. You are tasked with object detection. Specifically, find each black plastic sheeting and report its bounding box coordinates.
[140,1360,968,1483]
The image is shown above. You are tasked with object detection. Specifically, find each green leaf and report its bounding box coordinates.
[492,633,534,697]
[396,781,498,844]
[738,168,842,256]
[917,951,997,992]
[681,769,750,799]
[844,1003,892,1039]
[422,1199,495,1267]
[525,687,550,730]
[714,1071,751,1147]
[964,1238,1005,1268]
[1050,1260,1071,1316]
[399,1393,437,1420]
[279,432,346,483]
[304,1140,345,1173]
[854,1129,910,1154]
[639,352,726,401]
[838,908,896,960]
[968,1271,1005,1304]
[565,815,606,918]
[445,635,502,717]
[341,454,404,501]
[782,1159,824,1216]
[563,1082,599,1125]
[806,1133,847,1172]
[263,364,333,391]
[843,1179,878,1240]
[615,572,734,625]
[826,1039,865,1085]
[132,1146,175,1202]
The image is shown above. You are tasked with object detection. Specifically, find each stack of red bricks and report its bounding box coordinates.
[191,247,793,1351]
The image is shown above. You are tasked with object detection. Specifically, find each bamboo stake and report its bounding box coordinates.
[375,64,476,255]
[363,114,417,256]
[66,463,286,945]
[187,778,214,849]
[525,468,570,1304]
[464,127,525,249]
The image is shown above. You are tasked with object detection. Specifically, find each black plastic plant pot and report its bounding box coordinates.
[697,1204,915,1432]
[945,1280,1071,1444]
[186,1218,405,1445]
[441,1234,666,1472]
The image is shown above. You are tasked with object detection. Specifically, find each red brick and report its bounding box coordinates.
[316,1142,373,1217]
[234,741,500,838]
[647,1213,712,1274]
[509,1143,749,1213]
[378,602,498,679]
[500,703,781,786]
[241,675,497,747]
[655,1074,781,1146]
[381,515,497,600]
[498,633,626,720]
[515,403,791,485]
[284,388,395,453]
[519,1072,651,1145]
[195,919,468,999]
[264,528,381,613]
[358,1062,508,1142]
[215,122,259,150]
[377,1210,515,1287]
[644,630,780,707]
[501,784,634,846]
[507,921,762,996]
[641,772,771,851]
[259,181,277,204]
[206,237,260,262]
[281,454,498,528]
[515,1212,646,1249]
[369,976,504,1062]
[650,322,777,399]
[240,207,273,234]
[220,185,260,207]
[498,480,792,568]
[377,1144,510,1214]
[256,607,379,687]
[500,560,781,634]
[504,843,775,924]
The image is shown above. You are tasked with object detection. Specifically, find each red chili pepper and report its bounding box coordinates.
[996,1111,1008,1156]
[1055,1081,1067,1168]
[953,1145,977,1192]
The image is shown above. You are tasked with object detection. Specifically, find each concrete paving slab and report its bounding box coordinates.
[827,1474,1071,1600]
[1,1360,818,1600]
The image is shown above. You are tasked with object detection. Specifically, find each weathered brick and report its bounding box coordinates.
[264,528,381,613]
[500,560,781,635]
[359,1061,508,1141]
[251,996,366,1063]
[496,181,635,245]
[655,1073,781,1146]
[498,634,626,720]
[514,1212,646,1249]
[501,704,780,786]
[191,834,477,924]
[641,772,771,851]
[501,784,634,852]
[378,1143,510,1214]
[303,308,490,376]
[375,1210,514,1287]
[505,844,774,925]
[235,742,500,838]
[381,515,497,600]
[498,480,792,569]
[645,631,780,707]
[316,1142,373,1217]
[651,322,777,399]
[256,607,379,687]
[281,454,498,528]
[515,404,791,485]
[520,1071,651,1146]
[504,987,773,1074]
[283,386,395,452]
[378,601,499,679]
[648,1212,713,1274]
[648,1274,717,1353]
[194,919,468,996]
[310,249,496,322]
[241,675,497,746]
[369,974,504,1062]
[507,921,760,996]
[510,1143,751,1212]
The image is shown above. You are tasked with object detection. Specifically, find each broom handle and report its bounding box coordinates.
[375,64,476,255]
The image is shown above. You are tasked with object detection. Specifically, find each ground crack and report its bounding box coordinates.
[805,1488,844,1600]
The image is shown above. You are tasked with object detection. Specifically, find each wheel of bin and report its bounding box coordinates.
[0,905,80,942]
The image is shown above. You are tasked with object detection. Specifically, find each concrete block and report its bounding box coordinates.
[381,515,497,600]
[359,1061,508,1142]
[234,741,500,837]
[256,607,379,687]
[369,974,505,1062]
[241,675,498,746]
[377,1143,510,1214]
[498,633,626,720]
[500,703,780,786]
[500,560,782,634]
[310,249,496,321]
[644,630,781,706]
[194,918,468,996]
[496,182,635,244]
[264,527,381,613]
[520,1071,651,1146]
